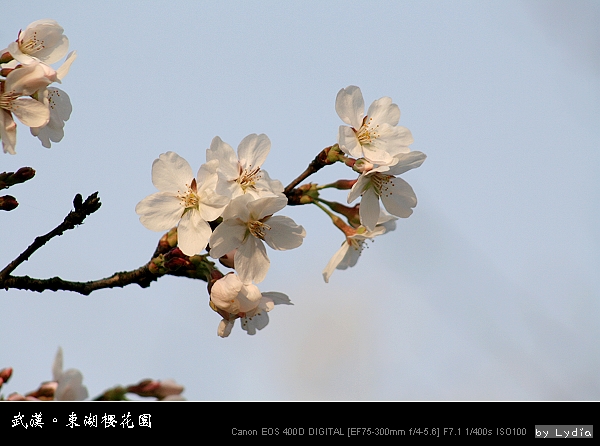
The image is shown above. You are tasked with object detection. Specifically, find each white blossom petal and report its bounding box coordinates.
[52,347,64,382]
[262,215,306,251]
[247,195,288,220]
[209,219,247,259]
[222,194,252,221]
[237,133,271,169]
[151,152,194,193]
[335,86,364,129]
[177,210,212,255]
[348,174,370,204]
[241,311,269,335]
[10,97,49,127]
[4,62,51,96]
[380,177,417,218]
[56,50,77,81]
[387,151,427,176]
[0,111,17,154]
[261,291,292,307]
[338,125,363,159]
[235,236,270,284]
[206,136,238,180]
[135,192,183,231]
[55,369,88,401]
[217,319,235,337]
[322,242,350,283]
[359,187,381,231]
[366,96,400,126]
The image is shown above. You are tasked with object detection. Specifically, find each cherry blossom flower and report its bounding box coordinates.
[6,19,69,65]
[135,152,229,256]
[209,195,305,283]
[323,211,397,283]
[348,151,427,231]
[30,51,77,148]
[52,347,88,401]
[206,134,283,200]
[211,273,292,337]
[0,62,52,154]
[30,87,72,148]
[336,85,414,166]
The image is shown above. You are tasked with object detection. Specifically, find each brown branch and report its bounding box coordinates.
[0,192,101,282]
[1,265,155,295]
[283,145,340,198]
[1,227,223,295]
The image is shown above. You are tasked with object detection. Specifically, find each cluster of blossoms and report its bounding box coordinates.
[135,134,305,337]
[321,86,426,281]
[135,86,425,336]
[0,19,76,155]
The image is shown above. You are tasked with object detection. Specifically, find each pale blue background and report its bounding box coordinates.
[1,0,598,400]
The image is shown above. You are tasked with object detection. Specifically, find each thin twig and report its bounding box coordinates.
[0,193,101,282]
[283,145,337,197]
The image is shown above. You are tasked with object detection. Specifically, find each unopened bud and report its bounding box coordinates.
[219,249,236,269]
[353,158,374,173]
[299,195,314,204]
[27,381,58,400]
[325,144,345,163]
[148,254,165,274]
[0,51,13,64]
[330,179,357,190]
[164,257,189,271]
[166,227,178,247]
[0,195,18,211]
[154,379,184,399]
[0,367,12,382]
[13,167,36,182]
[127,379,159,397]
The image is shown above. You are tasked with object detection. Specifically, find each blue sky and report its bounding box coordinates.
[1,0,599,400]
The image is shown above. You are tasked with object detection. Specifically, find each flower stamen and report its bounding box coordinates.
[237,162,262,192]
[21,32,47,53]
[370,173,394,198]
[177,178,199,210]
[248,220,271,240]
[355,116,380,145]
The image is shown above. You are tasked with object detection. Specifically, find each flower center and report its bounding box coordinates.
[237,163,262,192]
[356,116,380,145]
[370,173,394,198]
[177,178,199,211]
[346,238,365,255]
[20,32,46,54]
[248,220,271,240]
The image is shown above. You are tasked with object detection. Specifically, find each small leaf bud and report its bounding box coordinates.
[0,195,18,211]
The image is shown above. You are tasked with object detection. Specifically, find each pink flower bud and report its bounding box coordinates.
[219,249,236,269]
[0,367,13,382]
[331,179,357,190]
